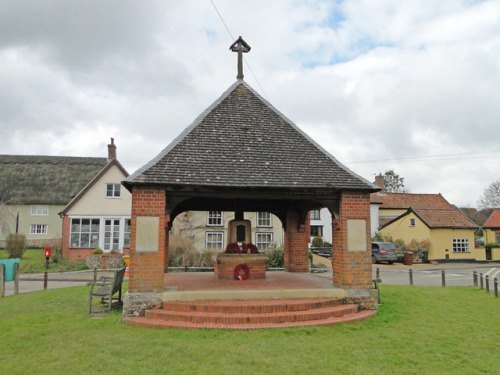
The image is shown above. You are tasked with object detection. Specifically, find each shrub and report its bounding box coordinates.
[6,233,26,258]
[265,248,284,268]
[311,236,323,247]
[93,247,103,254]
[168,235,216,268]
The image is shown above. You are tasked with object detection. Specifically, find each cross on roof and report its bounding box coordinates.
[229,36,251,80]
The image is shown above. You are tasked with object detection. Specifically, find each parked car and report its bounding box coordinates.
[371,242,398,264]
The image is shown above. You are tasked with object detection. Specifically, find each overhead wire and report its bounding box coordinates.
[344,151,500,164]
[209,0,269,100]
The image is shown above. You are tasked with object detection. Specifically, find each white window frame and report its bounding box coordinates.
[31,205,49,216]
[310,225,323,237]
[106,183,121,198]
[207,211,223,226]
[256,212,272,227]
[256,232,273,250]
[124,219,131,248]
[205,231,224,250]
[452,238,469,253]
[70,218,101,248]
[310,209,321,220]
[103,218,121,252]
[409,218,416,227]
[30,224,48,234]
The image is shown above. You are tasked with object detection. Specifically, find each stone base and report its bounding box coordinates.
[215,254,269,280]
[123,292,162,317]
[344,288,379,310]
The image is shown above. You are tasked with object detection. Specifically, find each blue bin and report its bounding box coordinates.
[0,258,20,282]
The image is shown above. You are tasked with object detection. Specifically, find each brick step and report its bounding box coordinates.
[146,304,357,325]
[162,298,343,314]
[124,310,377,330]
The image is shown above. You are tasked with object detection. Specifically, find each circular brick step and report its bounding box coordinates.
[124,310,377,330]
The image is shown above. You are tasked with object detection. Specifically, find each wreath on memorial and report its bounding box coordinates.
[233,263,251,280]
[225,242,260,254]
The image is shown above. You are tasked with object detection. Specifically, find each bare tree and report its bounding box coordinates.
[478,179,500,209]
[377,169,408,193]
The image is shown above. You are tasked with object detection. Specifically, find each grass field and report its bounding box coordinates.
[0,249,86,273]
[0,284,498,374]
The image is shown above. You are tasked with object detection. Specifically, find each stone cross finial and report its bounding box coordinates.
[229,36,251,80]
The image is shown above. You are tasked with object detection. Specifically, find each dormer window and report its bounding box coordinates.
[106,183,121,197]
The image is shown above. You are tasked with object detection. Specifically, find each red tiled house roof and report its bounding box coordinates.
[483,210,500,229]
[376,193,477,229]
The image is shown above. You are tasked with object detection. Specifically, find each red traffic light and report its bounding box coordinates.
[44,246,52,258]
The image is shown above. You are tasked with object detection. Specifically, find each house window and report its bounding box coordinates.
[206,232,224,250]
[409,218,416,227]
[310,209,321,220]
[256,232,273,250]
[124,219,131,248]
[207,211,223,226]
[70,218,100,248]
[310,225,323,237]
[106,183,121,197]
[30,224,48,234]
[257,212,272,227]
[495,231,500,243]
[452,238,469,253]
[31,205,48,216]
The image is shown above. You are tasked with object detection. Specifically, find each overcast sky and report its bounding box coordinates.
[1,0,499,207]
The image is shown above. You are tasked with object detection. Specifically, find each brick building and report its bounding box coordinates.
[122,38,378,317]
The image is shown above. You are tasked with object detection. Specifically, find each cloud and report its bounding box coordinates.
[0,0,499,206]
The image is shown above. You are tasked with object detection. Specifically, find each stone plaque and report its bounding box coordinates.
[347,219,367,252]
[136,216,159,252]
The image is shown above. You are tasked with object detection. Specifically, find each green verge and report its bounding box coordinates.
[0,249,87,273]
[0,285,498,375]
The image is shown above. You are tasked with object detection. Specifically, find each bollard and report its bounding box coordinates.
[494,278,498,298]
[441,269,446,287]
[409,269,413,286]
[473,271,478,287]
[14,262,19,295]
[376,267,380,280]
[0,264,4,298]
[93,268,98,283]
[485,275,489,293]
[480,273,484,289]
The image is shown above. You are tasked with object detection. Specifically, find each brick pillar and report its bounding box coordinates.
[128,187,166,293]
[332,191,372,289]
[284,209,310,272]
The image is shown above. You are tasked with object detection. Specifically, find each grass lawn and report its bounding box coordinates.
[0,285,498,375]
[0,249,87,273]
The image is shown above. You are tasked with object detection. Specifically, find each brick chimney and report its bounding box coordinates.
[374,174,385,190]
[107,138,116,160]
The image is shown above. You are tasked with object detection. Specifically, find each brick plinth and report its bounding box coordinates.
[215,254,268,280]
[284,209,310,272]
[128,187,166,293]
[332,191,372,290]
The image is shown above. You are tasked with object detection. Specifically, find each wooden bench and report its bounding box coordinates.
[88,267,125,314]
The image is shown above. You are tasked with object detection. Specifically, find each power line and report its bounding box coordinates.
[209,0,269,100]
[345,151,500,164]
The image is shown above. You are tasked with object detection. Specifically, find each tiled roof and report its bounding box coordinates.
[372,192,452,209]
[412,208,477,229]
[377,192,477,229]
[0,155,108,205]
[126,81,376,191]
[483,210,500,228]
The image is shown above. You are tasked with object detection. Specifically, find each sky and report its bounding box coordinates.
[1,0,499,207]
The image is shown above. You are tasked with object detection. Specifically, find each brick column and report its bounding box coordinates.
[332,191,372,289]
[284,209,310,272]
[128,187,166,293]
